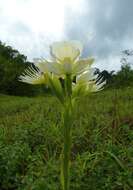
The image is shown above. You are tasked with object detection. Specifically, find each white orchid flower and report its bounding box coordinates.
[50,41,94,76]
[19,41,94,85]
[19,40,106,190]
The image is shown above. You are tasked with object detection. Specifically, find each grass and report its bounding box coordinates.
[0,88,133,190]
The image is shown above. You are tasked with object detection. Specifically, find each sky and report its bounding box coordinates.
[0,0,133,71]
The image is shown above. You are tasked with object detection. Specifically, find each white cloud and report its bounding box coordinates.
[0,0,65,34]
[0,0,86,60]
[0,0,66,60]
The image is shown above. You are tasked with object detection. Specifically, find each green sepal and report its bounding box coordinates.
[72,83,88,99]
[46,73,64,104]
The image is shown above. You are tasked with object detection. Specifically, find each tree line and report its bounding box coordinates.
[0,41,133,96]
[0,41,45,96]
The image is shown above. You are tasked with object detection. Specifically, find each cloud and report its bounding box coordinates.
[0,0,65,60]
[64,0,133,70]
[0,0,133,70]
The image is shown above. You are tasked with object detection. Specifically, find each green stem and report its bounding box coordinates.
[62,104,72,190]
[65,74,72,98]
[61,74,73,190]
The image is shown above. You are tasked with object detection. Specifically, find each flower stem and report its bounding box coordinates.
[62,104,72,190]
[61,74,73,190]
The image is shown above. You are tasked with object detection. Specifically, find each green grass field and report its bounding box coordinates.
[0,88,133,190]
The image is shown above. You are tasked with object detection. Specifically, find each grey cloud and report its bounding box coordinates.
[64,0,133,70]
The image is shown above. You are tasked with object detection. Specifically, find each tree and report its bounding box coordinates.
[0,41,39,96]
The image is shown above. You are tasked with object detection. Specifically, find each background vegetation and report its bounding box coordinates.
[0,41,133,190]
[0,89,133,190]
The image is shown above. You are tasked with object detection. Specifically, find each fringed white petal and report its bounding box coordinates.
[87,79,106,92]
[76,70,106,93]
[18,66,45,84]
[95,80,106,91]
[76,68,98,83]
[33,58,49,72]
[34,58,63,76]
